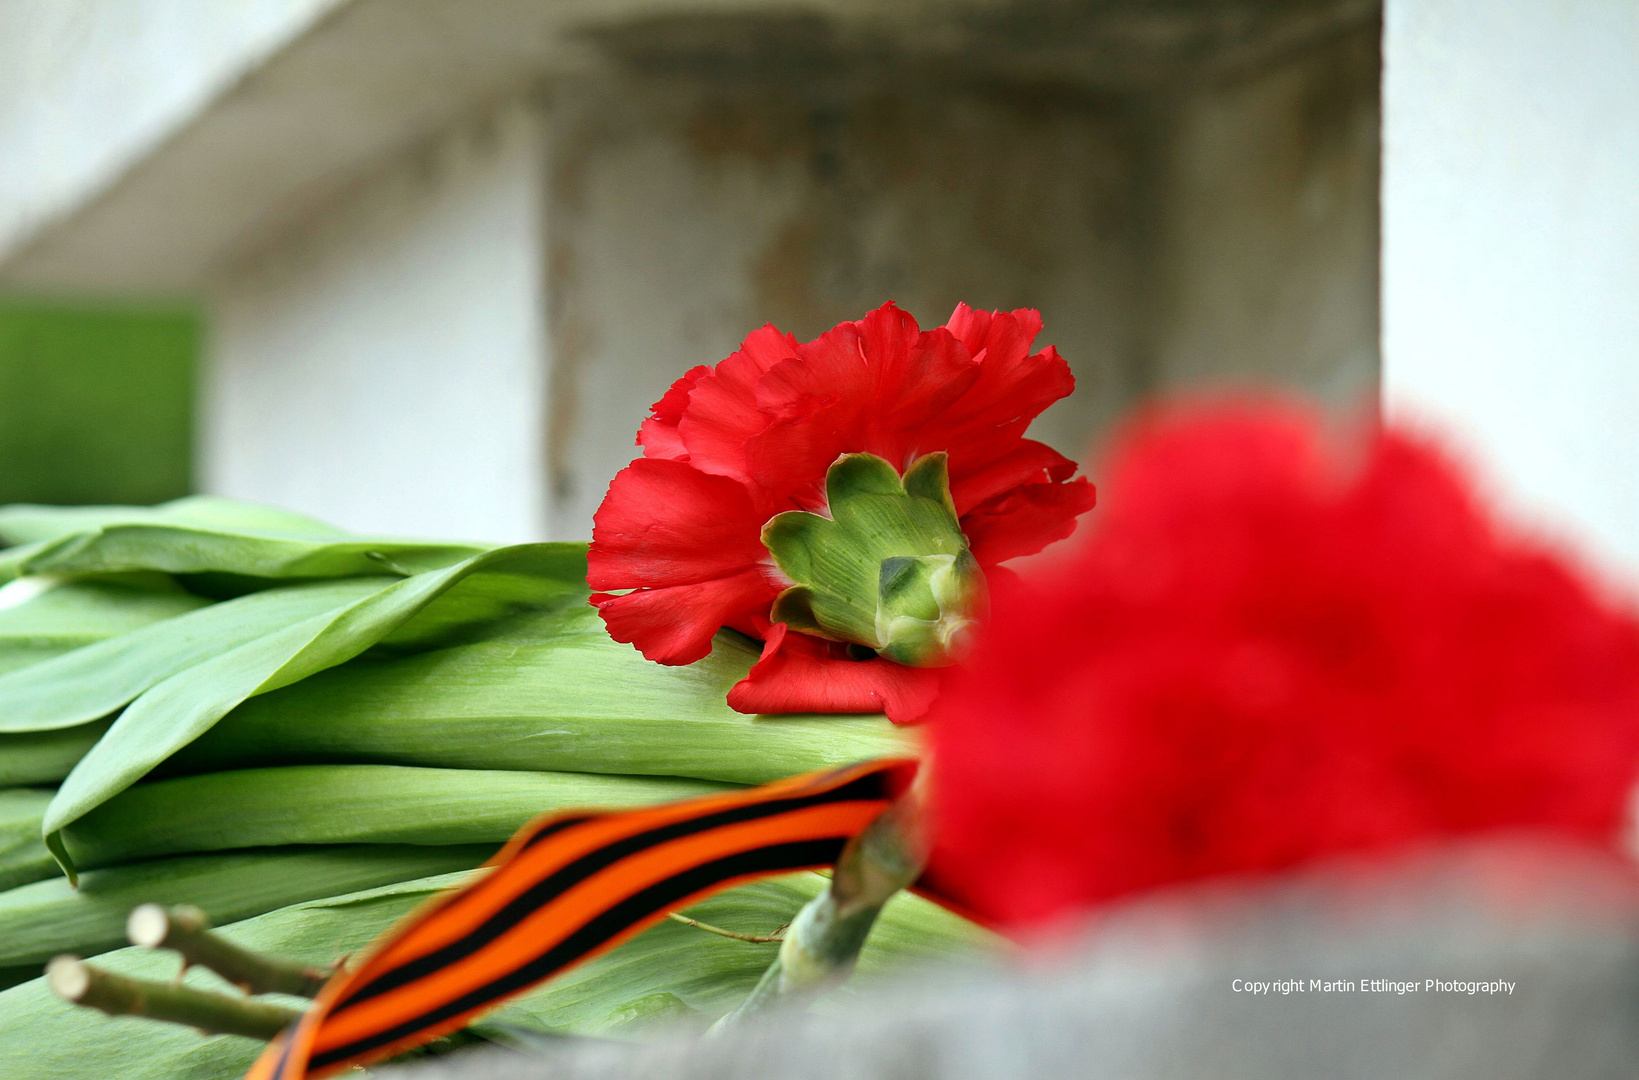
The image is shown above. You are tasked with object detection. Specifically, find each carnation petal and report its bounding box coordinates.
[942,302,993,356]
[913,314,1074,492]
[589,458,769,588]
[636,417,690,462]
[962,475,1097,565]
[743,321,871,496]
[677,325,800,481]
[943,303,1045,358]
[941,340,1075,445]
[930,404,1639,930]
[726,623,944,723]
[637,364,711,461]
[948,439,1079,516]
[858,306,979,454]
[592,568,777,666]
[748,304,980,491]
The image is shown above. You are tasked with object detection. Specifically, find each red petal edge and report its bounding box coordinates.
[593,569,777,666]
[948,439,1079,516]
[638,364,712,461]
[963,476,1098,566]
[726,623,945,724]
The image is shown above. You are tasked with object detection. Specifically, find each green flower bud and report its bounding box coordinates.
[761,452,987,667]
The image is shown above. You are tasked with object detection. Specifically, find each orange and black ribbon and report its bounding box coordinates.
[244,757,917,1080]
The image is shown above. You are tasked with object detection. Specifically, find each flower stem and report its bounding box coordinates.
[708,785,927,1032]
[46,956,299,1040]
[666,912,786,943]
[127,903,330,998]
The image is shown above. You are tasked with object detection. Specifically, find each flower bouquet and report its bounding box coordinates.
[4,302,1638,1080]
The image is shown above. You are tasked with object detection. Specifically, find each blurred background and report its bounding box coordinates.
[0,1,1633,569]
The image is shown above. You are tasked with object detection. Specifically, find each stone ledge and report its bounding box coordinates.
[0,0,1375,294]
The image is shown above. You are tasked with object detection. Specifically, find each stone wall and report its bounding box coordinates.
[539,14,1379,536]
[1,1,1382,541]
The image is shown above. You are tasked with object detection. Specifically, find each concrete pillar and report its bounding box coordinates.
[1147,22,1379,406]
[1382,0,1639,575]
[541,26,1381,538]
[537,71,1146,538]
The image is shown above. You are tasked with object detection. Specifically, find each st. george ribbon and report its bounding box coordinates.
[245,757,918,1079]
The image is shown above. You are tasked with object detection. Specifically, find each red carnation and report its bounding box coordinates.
[927,403,1639,929]
[589,302,1096,722]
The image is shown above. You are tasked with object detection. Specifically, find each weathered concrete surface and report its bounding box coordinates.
[387,838,1639,1080]
[1146,22,1379,406]
[542,18,1380,536]
[539,72,1143,534]
[0,0,1372,293]
[0,1,1380,540]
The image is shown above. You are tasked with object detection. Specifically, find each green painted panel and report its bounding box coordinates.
[0,300,195,506]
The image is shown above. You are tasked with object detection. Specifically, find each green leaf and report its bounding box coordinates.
[0,575,210,645]
[0,845,489,968]
[176,605,918,787]
[0,789,54,892]
[0,495,349,546]
[61,765,733,870]
[0,640,80,676]
[0,525,486,586]
[0,575,212,675]
[0,870,999,1080]
[0,578,394,734]
[368,544,589,652]
[0,495,490,587]
[0,722,109,786]
[43,545,590,877]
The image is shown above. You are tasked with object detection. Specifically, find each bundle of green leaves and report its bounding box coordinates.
[0,496,991,1079]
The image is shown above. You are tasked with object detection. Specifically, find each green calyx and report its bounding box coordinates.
[761,452,987,668]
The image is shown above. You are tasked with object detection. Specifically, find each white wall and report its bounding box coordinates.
[203,102,549,544]
[0,0,344,264]
[1383,0,1639,576]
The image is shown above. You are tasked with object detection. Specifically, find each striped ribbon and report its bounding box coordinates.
[244,757,917,1080]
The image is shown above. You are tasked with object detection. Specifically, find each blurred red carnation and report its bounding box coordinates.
[589,301,1095,722]
[927,403,1639,929]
